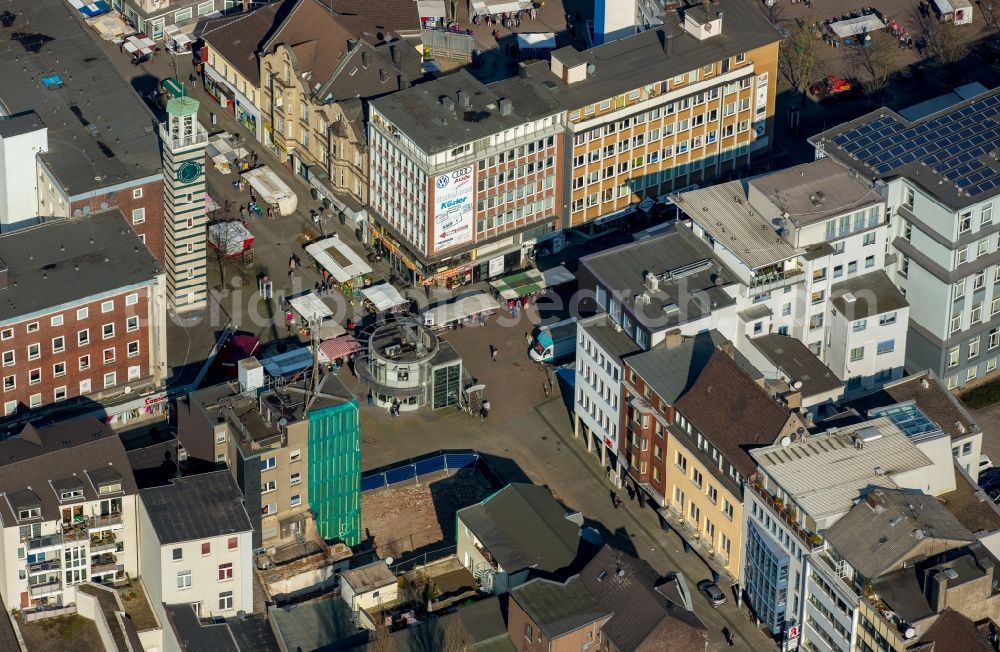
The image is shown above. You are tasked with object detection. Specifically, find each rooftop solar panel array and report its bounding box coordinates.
[830,94,1000,197]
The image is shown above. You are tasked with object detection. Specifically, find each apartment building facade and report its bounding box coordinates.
[368,69,565,284]
[177,362,361,549]
[810,87,1000,389]
[0,419,138,613]
[0,211,167,421]
[517,0,779,228]
[678,165,908,395]
[743,411,955,644]
[138,472,254,621]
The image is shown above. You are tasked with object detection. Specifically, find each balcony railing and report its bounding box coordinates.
[90,513,123,529]
[474,543,498,571]
[749,267,804,296]
[27,534,62,551]
[749,480,823,551]
[28,580,61,597]
[26,559,61,574]
[90,535,117,554]
[91,559,118,574]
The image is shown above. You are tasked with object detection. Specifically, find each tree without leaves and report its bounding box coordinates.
[368,611,395,652]
[778,17,819,103]
[441,617,472,652]
[981,0,1000,32]
[925,19,970,80]
[846,31,895,103]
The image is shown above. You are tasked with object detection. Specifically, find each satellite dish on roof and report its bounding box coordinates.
[793,380,803,390]
[385,556,394,566]
[277,418,288,428]
[586,63,596,74]
[780,436,792,447]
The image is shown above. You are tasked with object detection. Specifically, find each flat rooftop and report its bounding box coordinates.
[578,314,641,361]
[829,270,909,321]
[520,0,780,112]
[810,87,1000,211]
[0,210,161,325]
[676,181,799,269]
[0,0,162,195]
[751,334,843,398]
[371,68,562,153]
[753,417,935,521]
[581,227,737,331]
[139,471,252,544]
[748,158,882,226]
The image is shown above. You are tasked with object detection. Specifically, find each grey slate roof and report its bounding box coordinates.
[371,68,562,153]
[823,489,975,578]
[0,111,45,138]
[0,418,138,526]
[520,0,780,112]
[629,330,758,405]
[829,270,909,321]
[510,576,610,638]
[580,227,737,331]
[341,561,395,593]
[0,210,161,326]
[0,0,162,196]
[384,596,514,651]
[140,471,252,544]
[578,546,707,651]
[577,314,641,361]
[751,334,844,398]
[457,483,581,575]
[164,604,239,652]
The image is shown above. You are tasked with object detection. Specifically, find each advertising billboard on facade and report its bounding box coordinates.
[432,166,474,251]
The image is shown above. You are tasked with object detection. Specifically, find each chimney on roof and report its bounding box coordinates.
[361,51,369,68]
[664,33,675,56]
[457,90,470,108]
[397,75,409,90]
[390,44,399,64]
[664,329,683,349]
[440,95,455,113]
[498,98,513,116]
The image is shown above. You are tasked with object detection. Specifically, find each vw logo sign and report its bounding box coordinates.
[436,176,450,189]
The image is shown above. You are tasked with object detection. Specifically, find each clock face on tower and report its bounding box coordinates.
[176,160,203,183]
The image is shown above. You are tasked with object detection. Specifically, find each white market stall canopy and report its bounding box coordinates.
[417,0,447,16]
[362,283,409,312]
[289,292,335,321]
[164,24,193,49]
[207,221,253,257]
[517,33,556,50]
[305,237,372,284]
[830,14,886,38]
[242,166,298,215]
[472,0,529,14]
[422,292,501,327]
[541,265,575,288]
[123,34,156,56]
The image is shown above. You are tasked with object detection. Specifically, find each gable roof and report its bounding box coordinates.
[0,418,138,526]
[457,484,581,575]
[510,576,610,639]
[201,0,294,86]
[675,350,792,477]
[578,547,707,651]
[139,471,252,544]
[916,608,995,652]
[823,489,975,578]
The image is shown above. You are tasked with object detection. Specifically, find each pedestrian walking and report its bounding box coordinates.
[239,205,246,220]
[611,491,619,509]
[490,344,498,362]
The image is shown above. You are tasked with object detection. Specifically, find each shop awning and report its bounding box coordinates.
[207,221,254,257]
[69,0,111,17]
[422,292,501,327]
[490,268,547,300]
[830,14,886,38]
[417,0,447,16]
[362,283,409,312]
[305,237,372,284]
[162,78,185,97]
[517,33,556,50]
[541,265,574,288]
[319,336,361,362]
[86,13,133,41]
[261,347,313,377]
[289,292,334,321]
[123,35,156,56]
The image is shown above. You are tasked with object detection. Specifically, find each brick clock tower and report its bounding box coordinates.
[160,96,208,313]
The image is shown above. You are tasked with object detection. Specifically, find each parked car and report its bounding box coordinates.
[980,467,1000,490]
[697,580,726,606]
[980,455,993,472]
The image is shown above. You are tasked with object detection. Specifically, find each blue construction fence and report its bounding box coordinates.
[360,449,503,493]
